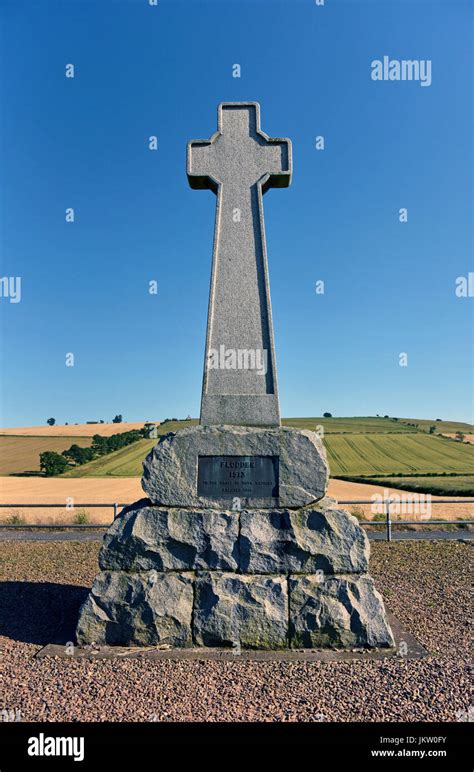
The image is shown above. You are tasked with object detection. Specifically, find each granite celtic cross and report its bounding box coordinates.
[77,104,394,654]
[187,102,292,426]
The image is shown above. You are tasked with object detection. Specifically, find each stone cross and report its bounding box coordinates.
[187,102,292,427]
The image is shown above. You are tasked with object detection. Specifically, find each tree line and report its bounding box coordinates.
[39,426,153,476]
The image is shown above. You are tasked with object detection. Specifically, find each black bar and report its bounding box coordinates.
[0,722,470,768]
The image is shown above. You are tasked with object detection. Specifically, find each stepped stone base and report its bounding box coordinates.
[76,499,394,650]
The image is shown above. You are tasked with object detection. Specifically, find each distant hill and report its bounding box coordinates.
[283,417,474,434]
[0,421,162,437]
[1,416,472,438]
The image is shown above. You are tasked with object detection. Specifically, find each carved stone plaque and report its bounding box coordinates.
[197,455,279,499]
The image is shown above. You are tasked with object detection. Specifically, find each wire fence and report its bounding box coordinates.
[0,499,473,541]
[338,499,474,541]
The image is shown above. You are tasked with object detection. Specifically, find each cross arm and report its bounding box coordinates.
[187,139,219,194]
[261,137,292,194]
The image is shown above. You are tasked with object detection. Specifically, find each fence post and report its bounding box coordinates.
[113,503,119,520]
[385,497,392,542]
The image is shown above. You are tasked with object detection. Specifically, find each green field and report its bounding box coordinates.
[324,434,474,476]
[351,476,474,496]
[0,435,92,476]
[282,417,418,433]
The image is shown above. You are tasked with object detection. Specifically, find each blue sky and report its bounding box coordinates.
[0,0,472,427]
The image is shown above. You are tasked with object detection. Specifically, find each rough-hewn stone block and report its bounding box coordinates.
[76,571,193,647]
[194,572,288,649]
[289,574,395,649]
[240,500,369,574]
[99,501,238,572]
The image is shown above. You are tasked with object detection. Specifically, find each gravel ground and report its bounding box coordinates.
[0,541,471,722]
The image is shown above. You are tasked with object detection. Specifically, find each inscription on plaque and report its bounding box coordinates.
[197,455,279,498]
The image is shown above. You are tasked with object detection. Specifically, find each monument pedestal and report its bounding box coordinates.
[76,427,394,650]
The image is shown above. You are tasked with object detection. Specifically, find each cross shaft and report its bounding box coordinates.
[187,102,292,426]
